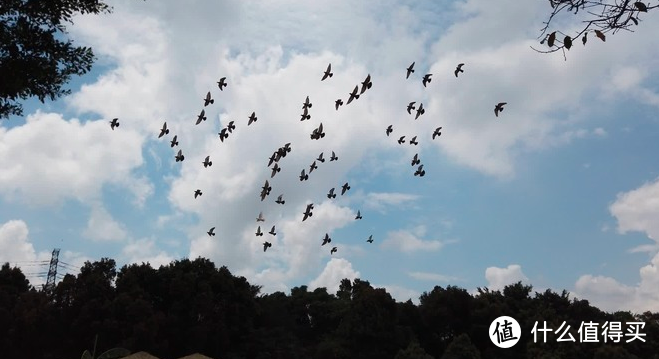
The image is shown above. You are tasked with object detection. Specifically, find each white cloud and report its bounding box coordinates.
[377,284,421,304]
[309,257,361,295]
[82,203,128,242]
[485,264,530,291]
[381,226,446,253]
[121,237,175,269]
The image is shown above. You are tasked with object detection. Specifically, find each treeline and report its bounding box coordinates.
[0,258,657,359]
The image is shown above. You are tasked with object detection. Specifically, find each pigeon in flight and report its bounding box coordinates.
[414,164,426,177]
[411,154,420,166]
[218,128,229,142]
[415,103,425,120]
[311,123,325,140]
[268,152,277,167]
[360,74,372,94]
[317,152,325,163]
[217,77,228,91]
[335,99,343,110]
[322,233,332,246]
[407,102,416,115]
[207,227,215,237]
[203,155,212,168]
[300,107,311,121]
[346,85,360,105]
[386,125,393,136]
[175,149,185,162]
[260,180,272,201]
[494,102,507,117]
[158,122,169,138]
[406,62,415,79]
[398,136,406,145]
[454,63,465,77]
[355,210,362,220]
[299,169,309,181]
[309,161,318,173]
[322,63,333,81]
[432,127,442,140]
[341,182,351,195]
[366,235,374,243]
[263,241,272,252]
[302,204,313,221]
[170,135,178,147]
[275,194,285,205]
[330,246,337,255]
[422,74,432,87]
[330,151,338,162]
[203,91,214,107]
[248,112,258,125]
[269,225,276,236]
[196,109,207,125]
[271,163,281,178]
[302,96,312,109]
[256,211,265,222]
[110,118,119,130]
[256,226,263,236]
[327,188,336,199]
[194,189,203,198]
[227,121,236,133]
[409,136,418,146]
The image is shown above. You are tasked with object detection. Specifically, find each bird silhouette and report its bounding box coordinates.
[411,154,420,166]
[341,182,351,195]
[195,109,207,125]
[309,161,318,173]
[494,102,507,117]
[360,74,372,94]
[347,85,360,105]
[406,62,415,79]
[299,169,309,181]
[407,102,416,114]
[207,227,215,236]
[322,233,332,246]
[260,180,271,201]
[409,136,418,146]
[256,211,265,222]
[414,164,426,177]
[327,187,336,199]
[170,135,178,147]
[271,163,281,178]
[300,107,311,121]
[454,63,464,77]
[310,123,325,140]
[386,125,393,136]
[218,128,229,142]
[275,194,285,205]
[248,112,257,125]
[317,152,325,163]
[175,149,185,162]
[422,74,432,87]
[110,118,119,130]
[335,99,343,110]
[194,189,202,198]
[322,63,333,81]
[415,103,425,120]
[355,210,362,220]
[366,235,374,243]
[330,246,337,255]
[227,121,236,133]
[398,136,406,145]
[203,155,212,168]
[303,204,313,221]
[203,91,214,106]
[302,95,312,109]
[269,225,276,236]
[158,122,169,138]
[268,152,277,167]
[330,151,338,161]
[217,77,228,91]
[263,241,272,252]
[432,127,442,139]
[256,226,263,236]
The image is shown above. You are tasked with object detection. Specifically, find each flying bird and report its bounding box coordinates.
[109,118,119,130]
[317,152,325,163]
[321,63,333,81]
[335,99,343,110]
[366,235,374,243]
[217,77,227,91]
[415,103,425,120]
[299,169,309,181]
[271,163,281,178]
[409,136,418,146]
[398,136,406,145]
[494,102,507,117]
[268,152,277,167]
[196,109,207,125]
[300,107,311,121]
[330,246,337,255]
[203,155,212,168]
[207,227,215,237]
[248,112,258,125]
[170,135,178,147]
[327,188,336,199]
[302,204,313,221]
[194,189,202,198]
[341,182,351,195]
[218,128,229,142]
[454,63,465,77]
[203,91,214,106]
[432,127,442,140]
[257,211,265,222]
[406,62,415,79]
[407,102,416,114]
[260,180,272,201]
[309,161,318,173]
[158,122,169,138]
[175,149,184,162]
[311,123,325,140]
[414,164,426,177]
[263,241,272,252]
[422,73,432,87]
[322,233,332,246]
[227,121,235,133]
[275,194,285,205]
[386,125,393,136]
[412,154,420,166]
[269,225,276,236]
[346,85,360,105]
[302,95,312,109]
[360,74,372,94]
[256,226,263,236]
[355,210,362,220]
[330,151,338,161]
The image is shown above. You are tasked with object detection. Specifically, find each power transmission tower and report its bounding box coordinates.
[43,248,60,295]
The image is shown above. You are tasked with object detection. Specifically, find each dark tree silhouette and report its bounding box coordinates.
[534,1,658,59]
[0,0,115,119]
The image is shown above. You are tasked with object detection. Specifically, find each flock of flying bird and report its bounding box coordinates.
[108,61,508,255]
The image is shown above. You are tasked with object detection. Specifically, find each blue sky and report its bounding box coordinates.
[1,0,659,313]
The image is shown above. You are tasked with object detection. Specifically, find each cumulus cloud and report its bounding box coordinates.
[120,237,175,269]
[82,203,128,242]
[309,258,361,295]
[381,226,447,253]
[485,264,530,291]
